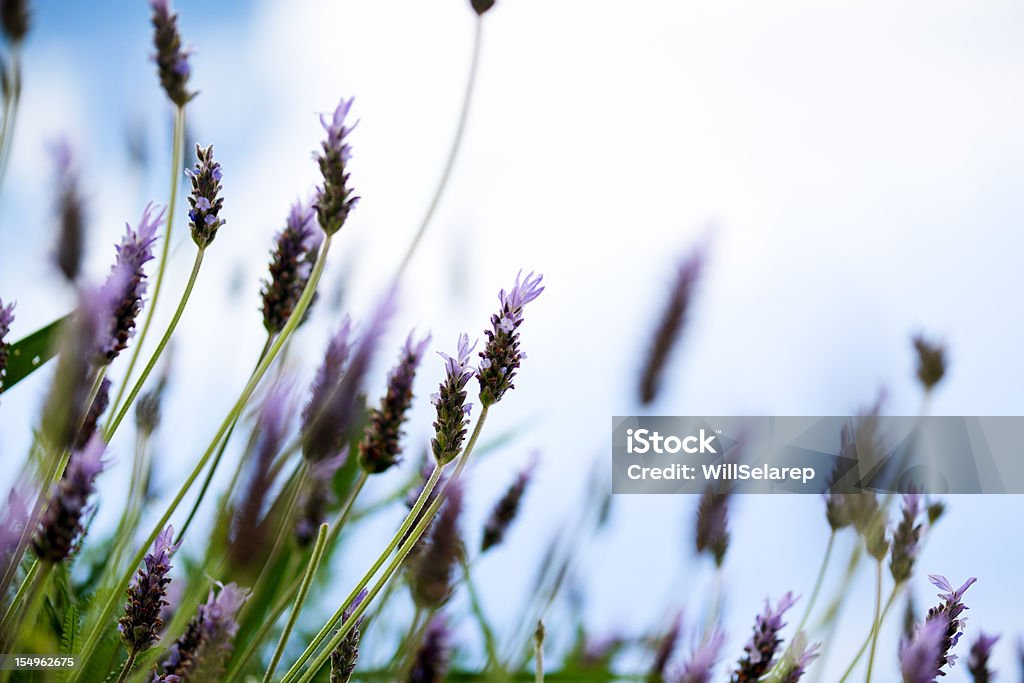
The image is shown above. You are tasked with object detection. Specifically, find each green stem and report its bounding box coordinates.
[115,651,138,683]
[277,463,444,683]
[0,47,22,195]
[393,16,483,281]
[0,558,39,645]
[286,407,491,683]
[835,586,900,683]
[107,105,186,427]
[69,234,333,683]
[534,621,546,683]
[795,531,835,634]
[263,523,329,683]
[0,562,52,657]
[105,247,205,441]
[177,333,274,543]
[223,472,367,683]
[864,561,883,683]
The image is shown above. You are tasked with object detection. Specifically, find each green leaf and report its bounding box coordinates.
[2,314,70,392]
[58,604,80,683]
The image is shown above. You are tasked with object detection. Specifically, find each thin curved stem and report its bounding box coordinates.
[836,586,900,683]
[0,47,22,196]
[105,247,205,440]
[176,333,274,543]
[393,17,483,281]
[796,531,835,634]
[115,652,138,683]
[278,464,444,682]
[286,407,490,683]
[263,523,329,683]
[864,560,883,683]
[0,558,39,646]
[107,105,186,426]
[70,234,333,683]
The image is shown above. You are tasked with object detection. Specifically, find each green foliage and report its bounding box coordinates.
[2,314,68,392]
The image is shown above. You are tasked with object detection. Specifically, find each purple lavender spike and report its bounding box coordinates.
[150,0,194,106]
[302,290,396,463]
[675,629,726,683]
[477,271,544,406]
[900,617,947,683]
[119,525,180,654]
[431,333,477,465]
[98,202,164,364]
[731,592,798,682]
[314,97,359,235]
[262,197,323,334]
[157,582,250,680]
[358,331,431,474]
[32,435,106,564]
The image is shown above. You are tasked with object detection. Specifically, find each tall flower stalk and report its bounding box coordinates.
[107,0,192,425]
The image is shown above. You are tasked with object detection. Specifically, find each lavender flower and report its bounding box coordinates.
[431,333,476,465]
[156,582,250,681]
[478,271,544,406]
[967,632,998,683]
[302,317,354,460]
[32,434,106,564]
[0,487,27,575]
[673,630,726,683]
[481,460,534,552]
[231,379,292,567]
[329,590,366,683]
[824,424,857,530]
[471,0,496,15]
[913,334,947,392]
[0,0,28,43]
[51,140,86,282]
[74,375,110,450]
[639,250,703,404]
[314,97,359,235]
[695,488,729,567]
[731,592,797,682]
[408,616,451,683]
[900,618,948,683]
[411,482,464,609]
[136,370,169,437]
[777,632,820,683]
[891,492,923,584]
[649,611,682,681]
[303,292,395,463]
[925,574,977,675]
[98,202,164,364]
[261,198,323,334]
[119,525,179,655]
[357,331,431,474]
[41,284,114,450]
[150,0,194,107]
[295,450,347,548]
[0,297,13,393]
[186,145,225,248]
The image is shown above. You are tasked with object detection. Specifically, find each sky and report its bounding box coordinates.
[1,0,1023,679]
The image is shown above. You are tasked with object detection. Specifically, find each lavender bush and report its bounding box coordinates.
[0,1,1016,682]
